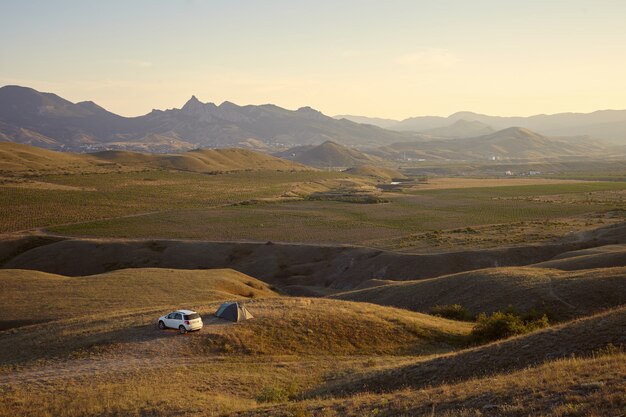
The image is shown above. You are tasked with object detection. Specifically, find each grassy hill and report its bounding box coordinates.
[0,295,471,364]
[0,142,312,174]
[330,266,626,321]
[236,351,626,417]
[283,141,380,167]
[0,142,105,173]
[0,268,277,329]
[311,306,626,397]
[343,165,407,180]
[532,244,626,270]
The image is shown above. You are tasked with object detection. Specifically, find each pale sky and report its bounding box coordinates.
[2,0,626,119]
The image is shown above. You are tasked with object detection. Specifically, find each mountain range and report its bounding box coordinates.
[1,85,625,161]
[337,110,626,144]
[0,85,413,152]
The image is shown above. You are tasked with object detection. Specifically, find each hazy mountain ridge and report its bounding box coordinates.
[338,110,626,143]
[0,86,414,152]
[380,127,607,161]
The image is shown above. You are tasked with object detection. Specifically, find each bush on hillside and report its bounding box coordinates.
[471,310,549,342]
[430,304,473,321]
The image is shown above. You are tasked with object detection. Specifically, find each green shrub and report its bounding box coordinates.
[472,310,549,342]
[430,304,473,321]
[256,383,299,403]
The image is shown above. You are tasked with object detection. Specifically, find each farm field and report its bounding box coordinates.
[46,178,626,252]
[0,170,345,233]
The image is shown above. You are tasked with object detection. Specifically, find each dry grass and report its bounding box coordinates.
[0,268,277,327]
[0,297,471,364]
[233,351,626,417]
[0,356,392,417]
[532,244,626,270]
[330,266,626,321]
[311,307,626,397]
[0,142,311,174]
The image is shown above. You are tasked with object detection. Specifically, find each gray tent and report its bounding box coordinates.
[215,302,253,322]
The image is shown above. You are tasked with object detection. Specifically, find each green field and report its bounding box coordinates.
[0,170,343,233]
[48,179,626,248]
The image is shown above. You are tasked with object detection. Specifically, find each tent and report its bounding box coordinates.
[215,302,254,322]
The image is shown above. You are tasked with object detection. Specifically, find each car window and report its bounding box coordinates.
[184,313,200,320]
[167,313,176,319]
[174,313,182,320]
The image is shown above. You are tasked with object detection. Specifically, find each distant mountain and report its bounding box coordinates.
[277,140,380,167]
[383,127,607,161]
[342,109,626,144]
[0,142,311,173]
[0,86,414,152]
[333,115,399,129]
[419,119,495,138]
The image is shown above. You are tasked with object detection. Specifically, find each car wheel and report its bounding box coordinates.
[158,320,166,330]
[179,325,187,334]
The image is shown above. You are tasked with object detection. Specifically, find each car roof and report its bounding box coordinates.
[176,309,197,314]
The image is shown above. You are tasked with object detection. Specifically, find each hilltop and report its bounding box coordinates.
[277,140,380,167]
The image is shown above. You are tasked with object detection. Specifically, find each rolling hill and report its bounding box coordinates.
[330,266,626,321]
[0,293,471,363]
[0,85,413,152]
[0,268,277,329]
[277,140,381,167]
[0,142,312,174]
[312,306,626,397]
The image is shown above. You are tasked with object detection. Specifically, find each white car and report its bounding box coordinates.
[158,310,203,334]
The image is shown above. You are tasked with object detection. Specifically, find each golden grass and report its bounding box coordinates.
[233,351,626,417]
[311,307,626,398]
[331,266,626,321]
[0,142,312,174]
[0,268,277,327]
[0,297,471,365]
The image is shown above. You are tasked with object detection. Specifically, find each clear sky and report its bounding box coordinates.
[2,0,626,119]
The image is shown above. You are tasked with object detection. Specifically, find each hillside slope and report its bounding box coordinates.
[0,268,277,328]
[312,306,626,397]
[0,296,471,364]
[532,244,626,270]
[279,140,380,167]
[0,142,312,174]
[330,266,626,320]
